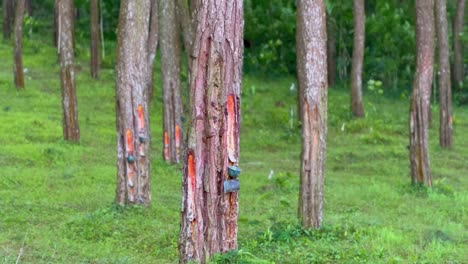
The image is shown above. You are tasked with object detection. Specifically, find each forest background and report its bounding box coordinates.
[0,0,467,263]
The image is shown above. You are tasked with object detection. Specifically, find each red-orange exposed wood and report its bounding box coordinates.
[137,105,145,130]
[125,129,136,201]
[126,129,134,153]
[175,124,181,162]
[187,153,195,190]
[227,94,236,165]
[164,131,170,161]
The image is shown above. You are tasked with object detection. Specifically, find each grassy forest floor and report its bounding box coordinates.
[0,35,467,263]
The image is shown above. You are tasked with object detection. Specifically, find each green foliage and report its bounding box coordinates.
[244,0,296,76]
[365,2,415,94]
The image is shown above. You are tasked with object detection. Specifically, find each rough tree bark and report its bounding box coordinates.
[296,0,328,228]
[453,0,465,90]
[115,0,151,206]
[59,0,80,142]
[3,0,14,40]
[327,16,336,88]
[160,0,183,163]
[350,0,365,117]
[147,0,159,98]
[435,0,452,148]
[409,0,434,186]
[178,1,243,263]
[13,0,25,89]
[90,0,100,79]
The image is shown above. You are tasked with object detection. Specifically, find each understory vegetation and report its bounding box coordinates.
[0,33,467,263]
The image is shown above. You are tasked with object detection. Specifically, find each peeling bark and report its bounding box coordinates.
[59,0,80,142]
[115,0,151,206]
[409,0,434,186]
[350,0,365,117]
[90,0,100,79]
[160,0,183,163]
[435,0,452,148]
[13,0,25,89]
[453,0,465,90]
[178,1,243,262]
[296,0,328,229]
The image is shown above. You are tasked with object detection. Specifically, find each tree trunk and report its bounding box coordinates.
[409,0,434,186]
[160,0,183,163]
[350,0,365,117]
[176,0,194,58]
[53,0,58,47]
[115,0,151,206]
[176,0,195,90]
[90,0,100,79]
[327,16,336,88]
[178,1,243,262]
[435,0,453,148]
[147,0,159,99]
[59,0,80,142]
[296,0,328,229]
[13,0,25,89]
[3,0,14,40]
[25,0,31,16]
[453,0,465,90]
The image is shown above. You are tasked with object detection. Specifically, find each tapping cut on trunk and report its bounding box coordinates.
[178,1,243,262]
[164,131,170,161]
[115,0,151,206]
[125,129,136,201]
[137,105,146,156]
[137,105,145,130]
[227,94,237,165]
[187,153,196,192]
[175,124,181,163]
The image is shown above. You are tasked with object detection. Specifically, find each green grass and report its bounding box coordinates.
[1,34,467,264]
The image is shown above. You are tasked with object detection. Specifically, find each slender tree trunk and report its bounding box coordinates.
[327,16,336,88]
[435,0,453,148]
[453,0,465,90]
[176,0,194,58]
[147,0,159,98]
[350,0,365,117]
[13,0,25,89]
[176,0,195,91]
[53,0,58,47]
[25,0,31,16]
[59,0,80,142]
[296,0,328,229]
[90,0,100,79]
[409,0,434,186]
[115,0,151,206]
[160,0,183,163]
[178,1,243,262]
[3,0,14,40]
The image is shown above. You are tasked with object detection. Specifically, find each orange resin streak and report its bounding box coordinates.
[164,131,170,160]
[126,129,134,152]
[175,125,181,148]
[188,153,196,191]
[227,95,236,162]
[137,105,145,130]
